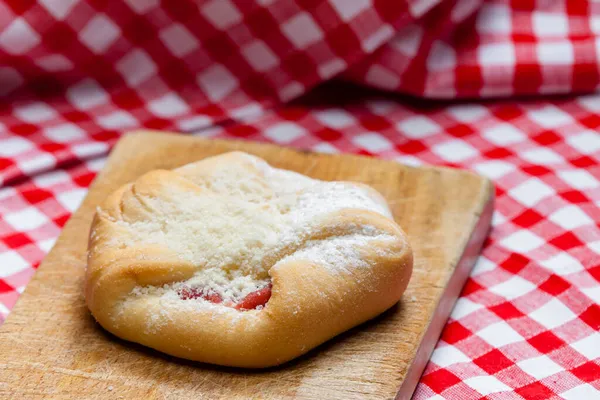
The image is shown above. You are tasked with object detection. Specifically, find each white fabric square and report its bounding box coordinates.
[567,130,600,155]
[148,93,190,117]
[521,148,563,165]
[558,170,598,190]
[39,0,78,19]
[430,345,470,367]
[395,155,423,167]
[97,111,138,129]
[315,109,356,128]
[45,124,86,143]
[33,170,71,188]
[365,65,400,89]
[451,298,483,319]
[427,41,456,71]
[539,253,584,275]
[464,376,511,395]
[448,104,488,122]
[0,252,29,278]
[229,103,263,120]
[264,123,305,143]
[79,14,121,54]
[125,0,158,14]
[474,160,515,179]
[471,256,496,276]
[532,12,568,37]
[432,140,477,162]
[35,54,73,72]
[367,100,395,115]
[14,102,57,123]
[313,143,339,154]
[116,49,157,86]
[178,115,213,132]
[527,106,573,128]
[159,24,199,57]
[0,187,15,201]
[562,384,600,400]
[66,79,108,110]
[588,241,600,254]
[571,333,600,360]
[201,0,242,29]
[279,81,304,101]
[581,286,600,304]
[19,154,56,175]
[329,0,370,21]
[577,94,600,112]
[391,25,423,57]
[592,15,600,35]
[282,12,324,49]
[478,42,515,66]
[508,178,553,207]
[517,355,562,379]
[241,41,279,72]
[0,137,32,156]
[38,238,57,253]
[529,298,576,329]
[477,321,524,347]
[72,142,108,158]
[5,208,48,230]
[362,24,394,53]
[197,64,238,101]
[409,0,439,18]
[0,18,41,55]
[0,67,23,96]
[397,116,441,138]
[549,205,593,230]
[57,189,87,213]
[476,3,511,34]
[353,133,393,152]
[482,123,524,145]
[489,276,536,300]
[537,41,574,65]
[86,158,107,172]
[500,230,544,252]
[318,58,346,78]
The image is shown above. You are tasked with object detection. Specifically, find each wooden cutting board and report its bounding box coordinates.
[0,131,493,400]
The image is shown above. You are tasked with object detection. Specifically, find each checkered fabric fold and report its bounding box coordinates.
[0,1,599,398]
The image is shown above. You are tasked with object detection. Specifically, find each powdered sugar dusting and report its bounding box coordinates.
[108,153,397,318]
[276,233,397,274]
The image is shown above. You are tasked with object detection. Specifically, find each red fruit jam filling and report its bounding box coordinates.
[177,283,272,311]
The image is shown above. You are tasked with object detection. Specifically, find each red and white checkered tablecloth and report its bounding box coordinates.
[0,1,599,398]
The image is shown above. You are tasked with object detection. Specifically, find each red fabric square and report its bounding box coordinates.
[528,331,566,353]
[441,321,472,344]
[474,349,514,374]
[21,189,53,204]
[0,280,14,294]
[490,302,525,320]
[421,369,461,393]
[2,233,32,249]
[539,275,571,296]
[501,253,530,274]
[515,381,555,400]
[513,209,544,228]
[579,304,600,330]
[571,362,600,382]
[549,232,584,251]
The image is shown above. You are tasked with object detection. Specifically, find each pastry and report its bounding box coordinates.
[85,151,413,368]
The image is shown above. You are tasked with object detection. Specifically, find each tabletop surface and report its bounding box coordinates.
[0,1,599,398]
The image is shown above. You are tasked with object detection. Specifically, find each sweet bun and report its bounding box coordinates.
[85,152,413,368]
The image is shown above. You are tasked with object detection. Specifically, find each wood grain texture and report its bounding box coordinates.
[0,131,494,400]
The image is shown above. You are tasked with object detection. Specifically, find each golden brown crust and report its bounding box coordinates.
[85,152,413,368]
